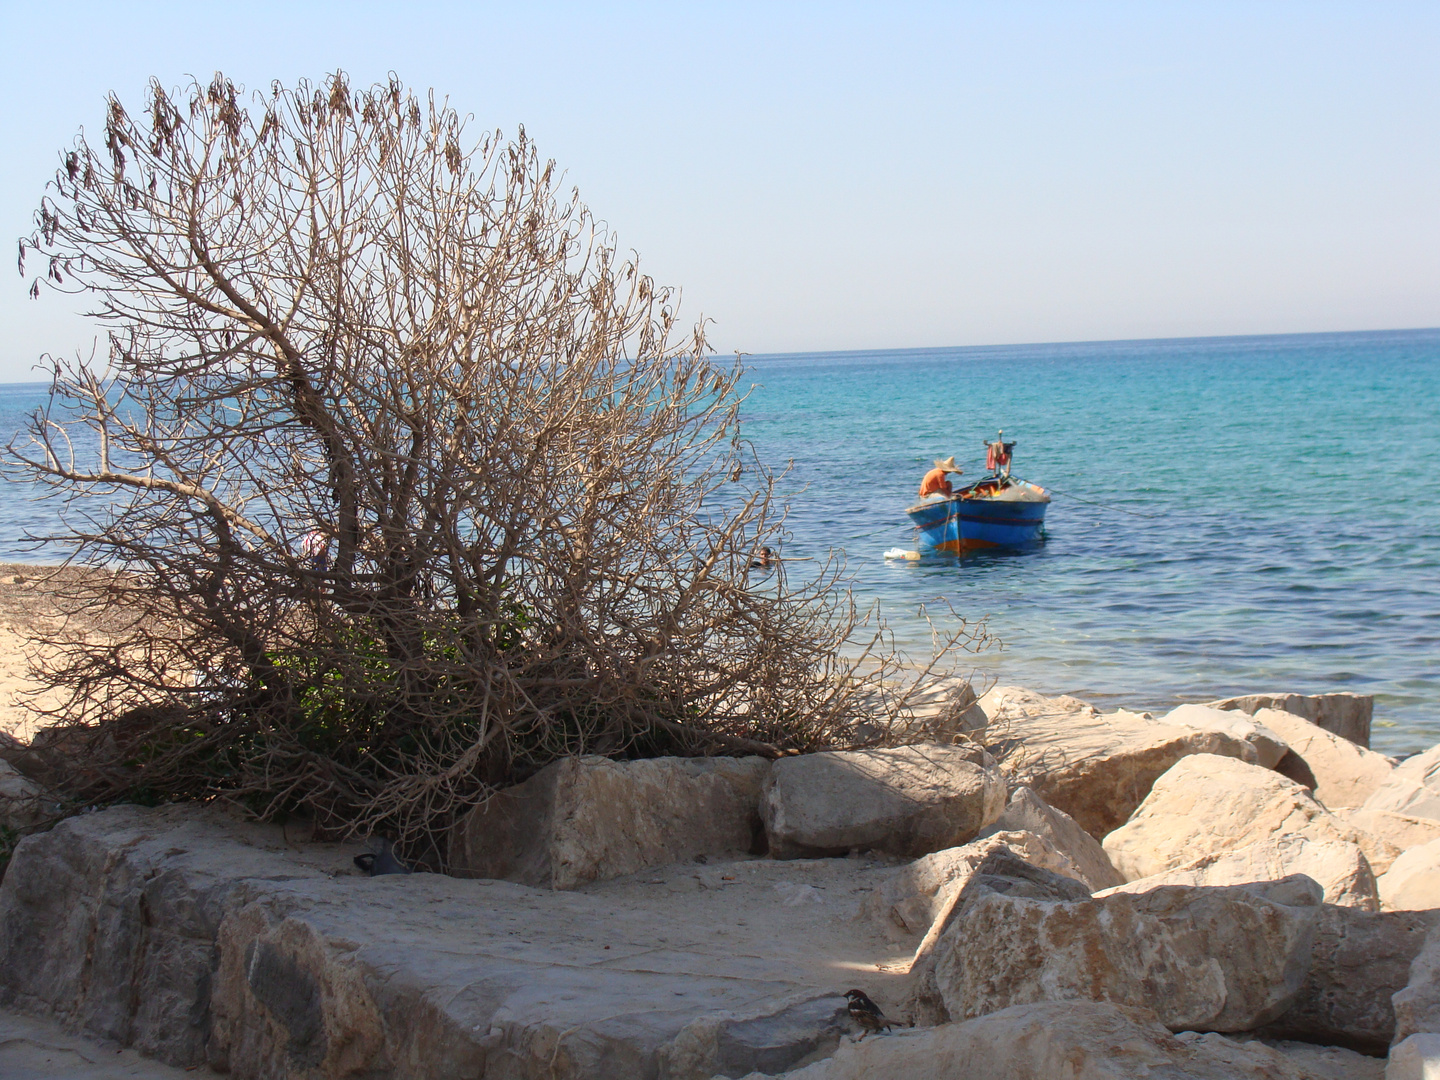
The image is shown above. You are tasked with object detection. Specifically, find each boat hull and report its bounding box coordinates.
[906,495,1048,553]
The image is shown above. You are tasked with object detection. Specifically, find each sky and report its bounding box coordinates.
[1,1,1437,381]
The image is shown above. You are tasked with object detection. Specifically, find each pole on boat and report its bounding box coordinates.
[984,429,1014,479]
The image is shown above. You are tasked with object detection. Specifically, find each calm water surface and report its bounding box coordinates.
[741,329,1440,756]
[1,328,1436,754]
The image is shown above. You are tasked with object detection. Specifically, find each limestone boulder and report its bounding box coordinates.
[1379,838,1440,911]
[1102,754,1366,883]
[1369,778,1440,824]
[1394,920,1440,1046]
[1398,746,1440,792]
[975,684,1099,726]
[707,995,849,1077]
[1387,1033,1440,1080]
[451,754,769,888]
[977,687,1255,839]
[939,844,1094,905]
[1334,808,1440,875]
[981,830,1100,892]
[1163,703,1290,769]
[1231,1037,1386,1080]
[977,785,1124,889]
[1368,747,1440,824]
[1251,707,1397,809]
[902,848,1098,1026]
[1259,905,1439,1054]
[0,808,263,1066]
[900,677,989,741]
[929,877,1322,1032]
[861,834,1091,940]
[751,1001,1314,1080]
[1097,834,1379,910]
[760,743,1006,859]
[1209,692,1374,748]
[0,758,45,830]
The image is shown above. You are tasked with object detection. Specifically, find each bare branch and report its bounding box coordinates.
[9,72,988,866]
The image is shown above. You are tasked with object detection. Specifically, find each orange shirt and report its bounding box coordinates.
[918,467,952,498]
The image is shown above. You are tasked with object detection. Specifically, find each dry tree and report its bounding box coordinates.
[10,72,986,861]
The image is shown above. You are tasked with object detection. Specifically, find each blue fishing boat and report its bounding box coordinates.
[905,434,1050,554]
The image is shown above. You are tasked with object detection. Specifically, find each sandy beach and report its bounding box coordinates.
[0,563,120,743]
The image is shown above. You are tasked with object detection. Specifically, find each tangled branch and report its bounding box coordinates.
[10,73,988,864]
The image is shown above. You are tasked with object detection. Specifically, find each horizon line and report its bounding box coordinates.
[735,325,1440,363]
[0,324,1435,387]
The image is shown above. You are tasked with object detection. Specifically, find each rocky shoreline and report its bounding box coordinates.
[1,684,1438,1078]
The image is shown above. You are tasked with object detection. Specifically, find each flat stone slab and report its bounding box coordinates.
[0,1008,224,1079]
[0,805,914,1080]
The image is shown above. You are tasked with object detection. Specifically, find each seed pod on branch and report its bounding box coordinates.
[10,72,989,864]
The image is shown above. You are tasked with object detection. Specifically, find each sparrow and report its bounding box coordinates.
[843,989,897,1039]
[353,837,412,876]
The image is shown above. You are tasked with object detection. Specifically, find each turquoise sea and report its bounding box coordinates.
[0,328,1436,755]
[740,329,1440,757]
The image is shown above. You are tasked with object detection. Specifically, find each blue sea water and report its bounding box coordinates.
[0,328,1435,754]
[740,329,1440,757]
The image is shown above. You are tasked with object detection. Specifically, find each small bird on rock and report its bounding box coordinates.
[843,989,899,1039]
[353,837,411,876]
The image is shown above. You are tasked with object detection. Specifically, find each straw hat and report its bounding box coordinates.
[933,456,961,473]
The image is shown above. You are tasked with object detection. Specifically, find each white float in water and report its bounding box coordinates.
[884,548,921,561]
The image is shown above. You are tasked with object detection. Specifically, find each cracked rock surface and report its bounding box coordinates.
[0,804,910,1079]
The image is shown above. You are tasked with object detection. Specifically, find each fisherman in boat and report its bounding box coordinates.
[918,456,962,500]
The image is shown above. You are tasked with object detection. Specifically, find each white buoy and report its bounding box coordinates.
[884,548,921,561]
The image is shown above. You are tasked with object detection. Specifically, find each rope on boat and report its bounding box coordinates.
[1044,485,1162,519]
